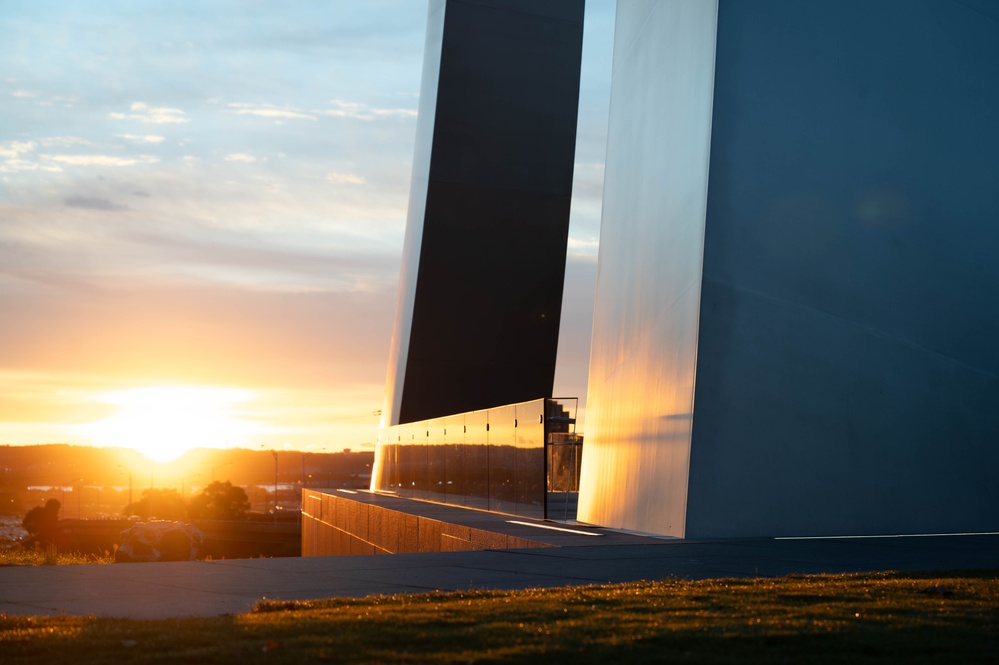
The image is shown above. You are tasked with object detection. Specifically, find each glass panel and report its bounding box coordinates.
[464,409,489,511]
[414,425,430,499]
[487,404,518,514]
[443,414,465,506]
[427,417,446,503]
[397,428,412,496]
[514,400,545,518]
[373,398,561,519]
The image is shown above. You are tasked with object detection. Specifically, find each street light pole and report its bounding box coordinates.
[272,450,278,522]
[117,466,133,509]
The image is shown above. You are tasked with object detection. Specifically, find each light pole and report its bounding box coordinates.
[271,450,278,522]
[117,465,133,509]
[261,445,278,520]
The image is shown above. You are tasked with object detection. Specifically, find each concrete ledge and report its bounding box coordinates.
[302,490,653,556]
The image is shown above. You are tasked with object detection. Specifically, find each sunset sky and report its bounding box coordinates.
[1,1,615,459]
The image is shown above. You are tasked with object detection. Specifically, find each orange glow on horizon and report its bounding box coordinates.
[75,386,263,463]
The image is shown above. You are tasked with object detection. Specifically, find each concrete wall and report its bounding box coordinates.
[301,490,552,556]
[579,0,999,538]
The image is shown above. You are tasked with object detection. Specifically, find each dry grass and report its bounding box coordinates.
[0,546,114,567]
[1,570,996,664]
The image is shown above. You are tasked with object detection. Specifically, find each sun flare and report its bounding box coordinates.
[78,386,261,462]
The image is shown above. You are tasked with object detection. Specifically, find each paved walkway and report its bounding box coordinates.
[2,533,997,619]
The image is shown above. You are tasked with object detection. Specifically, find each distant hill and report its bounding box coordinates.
[0,444,372,489]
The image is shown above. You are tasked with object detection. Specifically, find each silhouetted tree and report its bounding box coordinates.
[188,481,250,521]
[21,498,61,547]
[124,488,187,520]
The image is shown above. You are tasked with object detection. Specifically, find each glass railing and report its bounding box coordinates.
[372,398,579,519]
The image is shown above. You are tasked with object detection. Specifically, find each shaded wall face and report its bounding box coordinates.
[580,0,999,538]
[387,0,585,426]
[686,0,999,538]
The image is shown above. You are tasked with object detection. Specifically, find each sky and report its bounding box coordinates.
[0,1,615,459]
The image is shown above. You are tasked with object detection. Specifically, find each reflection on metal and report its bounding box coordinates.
[505,521,601,537]
[577,0,719,538]
[373,398,579,520]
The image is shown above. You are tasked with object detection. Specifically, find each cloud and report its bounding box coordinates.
[0,161,63,174]
[115,134,166,144]
[44,154,160,167]
[40,137,98,148]
[567,236,600,258]
[224,153,257,163]
[0,140,37,159]
[103,224,402,295]
[109,101,189,124]
[0,141,62,173]
[227,104,317,121]
[318,100,417,122]
[326,172,366,186]
[63,196,131,211]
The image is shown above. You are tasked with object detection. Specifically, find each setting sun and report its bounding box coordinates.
[77,386,263,462]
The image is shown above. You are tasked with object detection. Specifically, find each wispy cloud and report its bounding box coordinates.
[0,140,36,159]
[227,104,318,121]
[109,101,189,124]
[40,137,98,148]
[115,134,166,144]
[326,172,366,185]
[567,236,600,258]
[318,99,416,121]
[224,153,258,163]
[44,154,159,167]
[0,141,61,173]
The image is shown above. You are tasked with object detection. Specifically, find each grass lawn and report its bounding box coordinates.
[1,570,996,664]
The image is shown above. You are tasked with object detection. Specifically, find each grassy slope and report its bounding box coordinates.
[1,571,997,664]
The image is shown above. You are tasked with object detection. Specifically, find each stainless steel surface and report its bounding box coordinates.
[380,0,585,427]
[381,0,445,430]
[578,0,719,537]
[686,0,999,538]
[580,0,999,539]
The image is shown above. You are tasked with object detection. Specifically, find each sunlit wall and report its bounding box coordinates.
[576,0,718,537]
[579,0,999,538]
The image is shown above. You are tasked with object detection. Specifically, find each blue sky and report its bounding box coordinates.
[0,1,615,454]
